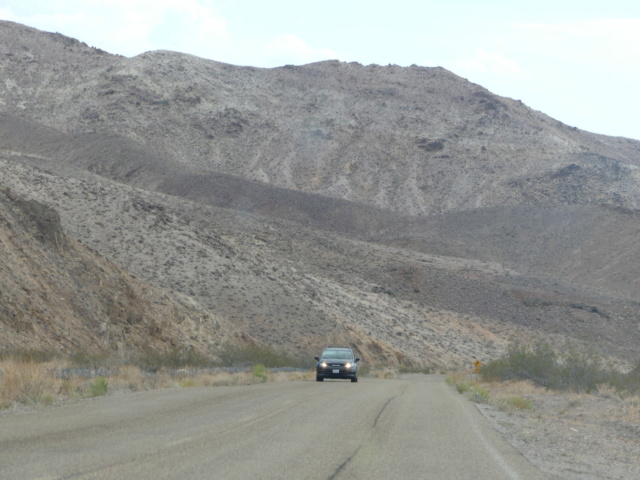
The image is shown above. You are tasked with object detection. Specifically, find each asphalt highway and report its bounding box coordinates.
[0,375,545,479]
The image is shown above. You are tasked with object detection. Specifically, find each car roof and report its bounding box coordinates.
[322,348,355,355]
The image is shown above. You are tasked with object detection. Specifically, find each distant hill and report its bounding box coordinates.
[1,21,639,215]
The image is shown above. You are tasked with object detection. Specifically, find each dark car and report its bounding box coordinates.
[315,347,360,382]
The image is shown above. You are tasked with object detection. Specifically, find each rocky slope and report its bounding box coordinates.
[0,20,639,367]
[3,151,637,367]
[0,186,247,359]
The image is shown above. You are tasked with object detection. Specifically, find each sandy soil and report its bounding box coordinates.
[476,382,640,479]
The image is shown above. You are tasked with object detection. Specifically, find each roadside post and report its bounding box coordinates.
[473,359,482,379]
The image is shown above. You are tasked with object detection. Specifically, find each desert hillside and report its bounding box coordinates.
[0,20,638,367]
[0,187,247,359]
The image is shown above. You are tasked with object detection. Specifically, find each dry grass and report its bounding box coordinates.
[0,359,65,405]
[108,365,151,392]
[595,382,619,399]
[565,392,585,409]
[0,358,312,409]
[269,370,313,382]
[367,367,398,380]
[622,396,640,424]
[444,371,472,385]
[485,379,547,396]
[462,375,640,478]
[448,371,640,431]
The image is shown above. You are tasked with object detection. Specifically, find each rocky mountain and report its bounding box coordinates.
[1,20,639,367]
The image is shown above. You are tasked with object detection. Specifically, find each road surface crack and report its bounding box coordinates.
[327,446,361,480]
[372,395,396,428]
[372,385,406,429]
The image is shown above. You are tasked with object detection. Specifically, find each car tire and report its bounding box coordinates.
[351,376,358,383]
[316,376,323,382]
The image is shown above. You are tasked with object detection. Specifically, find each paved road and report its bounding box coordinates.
[0,375,545,479]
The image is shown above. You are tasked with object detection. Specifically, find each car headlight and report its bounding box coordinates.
[320,362,328,368]
[345,362,352,369]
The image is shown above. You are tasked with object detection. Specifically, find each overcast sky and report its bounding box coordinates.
[1,0,639,140]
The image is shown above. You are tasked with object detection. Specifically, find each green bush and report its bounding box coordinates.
[446,374,489,402]
[252,364,268,381]
[456,381,470,394]
[556,344,607,392]
[480,341,557,387]
[481,341,637,394]
[178,378,198,388]
[90,377,108,397]
[468,385,490,403]
[501,396,533,410]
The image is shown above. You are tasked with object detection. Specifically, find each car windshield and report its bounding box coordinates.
[322,350,353,360]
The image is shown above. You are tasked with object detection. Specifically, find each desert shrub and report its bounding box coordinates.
[468,385,490,403]
[619,360,640,395]
[109,365,148,391]
[38,393,56,405]
[252,364,268,382]
[445,373,489,402]
[0,359,63,405]
[622,396,640,423]
[595,383,619,399]
[90,377,108,397]
[480,341,557,387]
[445,371,468,387]
[59,377,84,398]
[481,341,631,393]
[456,381,470,394]
[555,344,609,392]
[178,378,198,388]
[499,396,533,411]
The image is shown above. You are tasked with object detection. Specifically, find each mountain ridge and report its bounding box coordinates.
[3,20,639,215]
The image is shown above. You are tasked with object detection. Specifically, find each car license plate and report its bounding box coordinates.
[333,369,339,374]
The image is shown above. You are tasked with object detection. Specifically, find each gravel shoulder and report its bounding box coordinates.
[475,383,640,479]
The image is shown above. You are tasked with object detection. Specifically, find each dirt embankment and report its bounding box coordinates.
[0,187,248,358]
